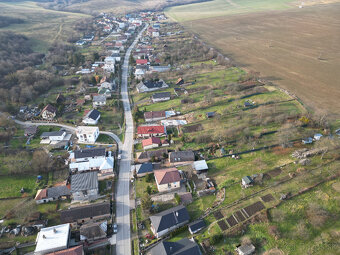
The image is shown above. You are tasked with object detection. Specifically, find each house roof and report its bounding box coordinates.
[136,163,154,174]
[86,109,101,121]
[74,148,106,159]
[169,151,195,163]
[175,78,184,86]
[71,172,98,192]
[47,186,71,199]
[242,176,253,185]
[206,112,215,117]
[192,160,208,171]
[80,221,107,240]
[35,189,47,200]
[137,148,168,160]
[154,168,180,185]
[144,111,166,120]
[60,202,110,223]
[136,59,148,64]
[150,238,202,255]
[35,224,70,254]
[188,220,206,234]
[42,104,57,114]
[142,137,161,147]
[46,245,83,255]
[41,131,65,138]
[152,92,171,99]
[138,80,166,89]
[137,126,165,135]
[237,244,255,255]
[93,95,106,102]
[76,126,99,135]
[150,205,190,233]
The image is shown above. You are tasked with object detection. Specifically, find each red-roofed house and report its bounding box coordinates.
[154,168,181,192]
[137,125,166,138]
[41,104,57,120]
[136,59,148,65]
[142,137,161,150]
[46,245,84,255]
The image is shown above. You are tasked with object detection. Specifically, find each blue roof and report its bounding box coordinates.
[188,220,206,233]
[136,163,153,174]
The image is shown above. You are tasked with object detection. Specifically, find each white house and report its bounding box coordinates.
[83,109,101,125]
[40,131,66,141]
[41,104,56,120]
[103,63,115,73]
[151,92,171,103]
[76,126,99,144]
[34,224,70,255]
[154,168,181,193]
[69,148,114,176]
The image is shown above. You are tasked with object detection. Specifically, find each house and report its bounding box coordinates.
[154,168,181,192]
[144,111,166,122]
[135,65,149,79]
[241,176,254,188]
[136,59,148,65]
[149,65,170,73]
[136,148,168,163]
[103,63,115,73]
[41,104,57,120]
[175,78,184,86]
[76,40,86,46]
[135,163,154,177]
[302,137,313,144]
[152,92,171,103]
[83,109,101,125]
[60,202,111,226]
[80,221,107,242]
[99,81,114,91]
[244,100,254,107]
[150,205,190,238]
[93,95,106,108]
[136,79,169,93]
[206,112,215,118]
[25,126,38,137]
[56,94,65,104]
[236,244,256,255]
[40,131,67,142]
[169,151,195,166]
[188,220,206,234]
[35,186,71,204]
[137,125,166,138]
[142,137,161,150]
[111,53,121,62]
[34,224,70,255]
[161,120,187,127]
[46,246,84,255]
[71,172,98,201]
[98,88,112,98]
[192,160,208,173]
[149,238,202,255]
[76,126,99,144]
[69,148,114,176]
[314,133,323,141]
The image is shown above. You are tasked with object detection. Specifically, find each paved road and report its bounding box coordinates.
[7,116,122,147]
[115,24,147,255]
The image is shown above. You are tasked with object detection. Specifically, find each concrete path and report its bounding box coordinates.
[115,24,147,255]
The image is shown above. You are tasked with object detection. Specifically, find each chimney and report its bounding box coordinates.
[53,228,57,233]
[42,235,46,239]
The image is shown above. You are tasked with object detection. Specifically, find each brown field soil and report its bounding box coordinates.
[180,3,340,118]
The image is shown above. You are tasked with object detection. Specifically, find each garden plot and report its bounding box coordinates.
[261,194,275,203]
[242,201,265,217]
[217,220,228,231]
[213,210,224,220]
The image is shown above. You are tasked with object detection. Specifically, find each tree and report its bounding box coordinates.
[277,123,299,148]
[141,194,153,211]
[32,150,52,174]
[145,173,154,183]
[146,185,152,195]
[174,193,181,205]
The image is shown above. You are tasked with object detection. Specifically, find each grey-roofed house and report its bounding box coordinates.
[73,148,106,159]
[40,131,66,141]
[236,243,255,255]
[188,220,206,234]
[169,151,195,166]
[241,176,254,189]
[135,163,154,177]
[71,172,98,201]
[136,79,169,93]
[35,185,71,204]
[83,109,101,125]
[152,92,171,103]
[24,126,38,137]
[150,205,190,238]
[80,221,107,243]
[93,95,106,108]
[148,238,202,255]
[60,202,111,226]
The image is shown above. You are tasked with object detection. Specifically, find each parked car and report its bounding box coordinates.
[113,223,118,233]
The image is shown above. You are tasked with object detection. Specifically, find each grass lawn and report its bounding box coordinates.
[0,198,26,218]
[96,134,115,144]
[135,176,158,198]
[187,195,216,220]
[0,175,37,198]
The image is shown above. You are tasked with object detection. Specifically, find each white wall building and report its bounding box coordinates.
[76,126,99,144]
